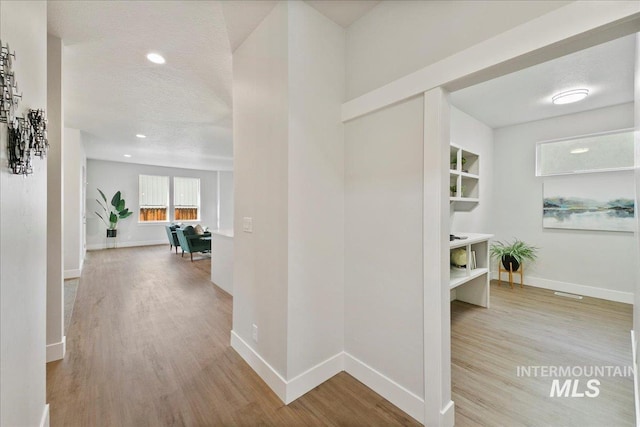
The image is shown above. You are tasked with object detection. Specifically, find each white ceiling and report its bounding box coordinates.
[305,1,380,29]
[48,0,379,171]
[450,35,636,129]
[221,1,380,51]
[48,2,633,171]
[48,0,234,171]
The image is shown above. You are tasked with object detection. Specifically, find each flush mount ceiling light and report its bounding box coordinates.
[124,154,132,158]
[135,134,146,139]
[146,52,165,64]
[570,148,589,154]
[552,89,589,105]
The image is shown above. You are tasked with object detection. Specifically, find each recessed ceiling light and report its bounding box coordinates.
[552,89,589,105]
[570,148,589,154]
[124,154,132,158]
[136,134,146,139]
[146,52,165,64]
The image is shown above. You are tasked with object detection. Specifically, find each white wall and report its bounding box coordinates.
[63,128,86,277]
[232,1,289,377]
[633,33,640,386]
[287,0,345,379]
[346,0,569,99]
[450,106,494,233]
[0,1,49,425]
[47,34,65,362]
[232,0,346,402]
[493,103,635,301]
[86,159,218,250]
[217,171,234,230]
[344,95,424,400]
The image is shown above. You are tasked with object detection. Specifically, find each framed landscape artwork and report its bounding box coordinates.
[543,171,635,232]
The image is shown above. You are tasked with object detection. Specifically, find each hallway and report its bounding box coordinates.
[46,246,419,426]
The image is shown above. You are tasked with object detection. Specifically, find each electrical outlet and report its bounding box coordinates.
[252,324,258,342]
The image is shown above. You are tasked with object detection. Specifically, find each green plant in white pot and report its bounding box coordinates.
[490,239,538,272]
[95,189,133,237]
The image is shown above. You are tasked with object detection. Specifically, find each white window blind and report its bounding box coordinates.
[139,175,169,222]
[139,175,169,206]
[174,177,200,221]
[174,177,200,207]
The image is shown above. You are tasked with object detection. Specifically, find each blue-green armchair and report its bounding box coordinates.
[175,226,211,261]
[165,225,180,253]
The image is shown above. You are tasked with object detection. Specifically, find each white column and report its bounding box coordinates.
[423,87,453,427]
[46,34,65,362]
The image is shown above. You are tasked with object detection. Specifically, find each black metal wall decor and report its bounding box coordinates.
[1,40,48,176]
[0,41,20,123]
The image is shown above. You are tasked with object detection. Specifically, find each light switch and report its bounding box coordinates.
[243,217,253,233]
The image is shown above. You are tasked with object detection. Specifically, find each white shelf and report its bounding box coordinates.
[449,144,480,210]
[450,197,480,204]
[449,232,492,307]
[459,171,479,180]
[450,267,488,289]
[450,232,493,248]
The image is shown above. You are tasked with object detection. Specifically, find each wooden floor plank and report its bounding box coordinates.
[48,246,634,426]
[47,245,419,427]
[452,281,634,427]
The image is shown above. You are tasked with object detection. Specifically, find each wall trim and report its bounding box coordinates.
[230,333,424,421]
[342,2,640,122]
[46,336,66,363]
[40,404,50,427]
[632,330,639,427]
[285,352,344,403]
[230,331,287,402]
[490,272,633,304]
[230,331,344,404]
[344,352,424,424]
[64,269,81,279]
[87,239,167,251]
[440,400,455,427]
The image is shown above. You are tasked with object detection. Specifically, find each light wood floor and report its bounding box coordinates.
[452,282,634,427]
[48,246,635,426]
[47,245,420,427]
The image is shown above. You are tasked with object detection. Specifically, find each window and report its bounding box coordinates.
[139,175,169,222]
[536,129,634,176]
[174,177,200,221]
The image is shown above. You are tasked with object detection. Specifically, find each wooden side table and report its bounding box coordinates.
[497,261,523,289]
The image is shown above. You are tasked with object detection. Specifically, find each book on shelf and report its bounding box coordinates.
[471,250,477,270]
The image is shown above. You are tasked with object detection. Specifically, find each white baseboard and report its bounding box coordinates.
[230,330,344,404]
[631,330,639,427]
[441,399,455,427]
[343,352,424,424]
[231,332,426,423]
[64,269,81,279]
[87,239,167,251]
[286,352,343,403]
[490,272,633,304]
[230,331,287,402]
[46,336,66,362]
[40,404,50,427]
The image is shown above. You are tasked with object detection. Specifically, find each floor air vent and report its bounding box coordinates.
[554,291,583,300]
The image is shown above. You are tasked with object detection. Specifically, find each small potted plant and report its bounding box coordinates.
[450,155,467,171]
[95,189,133,237]
[450,185,465,197]
[490,239,538,272]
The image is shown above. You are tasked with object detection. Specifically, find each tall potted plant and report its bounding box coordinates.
[490,239,538,272]
[95,189,133,237]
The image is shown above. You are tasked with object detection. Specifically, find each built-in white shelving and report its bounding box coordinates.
[450,144,479,211]
[449,232,492,308]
